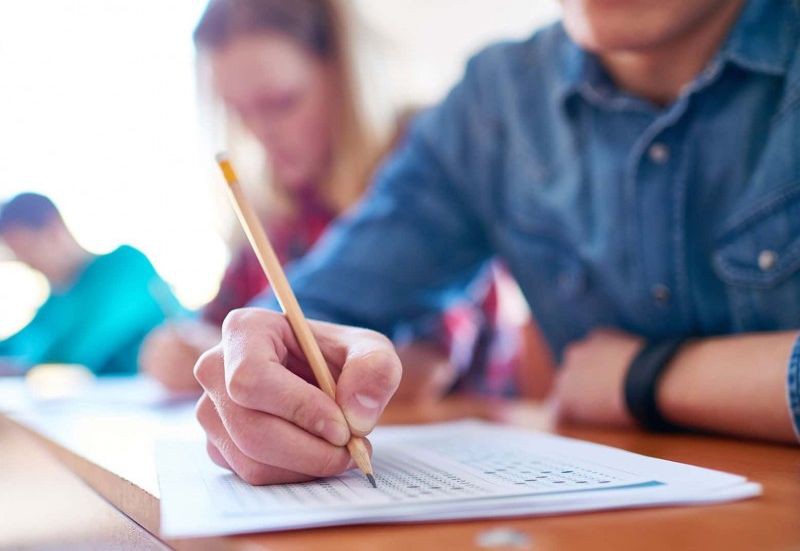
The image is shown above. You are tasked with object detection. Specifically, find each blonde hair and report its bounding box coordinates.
[194,0,389,223]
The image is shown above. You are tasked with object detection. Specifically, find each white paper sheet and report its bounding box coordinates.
[0,375,199,413]
[9,377,200,497]
[156,420,761,538]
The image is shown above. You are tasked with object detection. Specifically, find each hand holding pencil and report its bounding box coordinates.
[192,153,401,486]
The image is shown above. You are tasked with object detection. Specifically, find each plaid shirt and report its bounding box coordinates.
[203,191,331,327]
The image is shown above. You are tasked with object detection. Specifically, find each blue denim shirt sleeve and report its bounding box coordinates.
[787,333,800,442]
[251,55,494,337]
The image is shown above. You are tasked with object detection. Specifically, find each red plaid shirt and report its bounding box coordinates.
[203,192,331,327]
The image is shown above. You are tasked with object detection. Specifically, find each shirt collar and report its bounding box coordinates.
[554,0,800,108]
[719,0,800,76]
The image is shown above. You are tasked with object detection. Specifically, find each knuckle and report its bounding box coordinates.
[193,347,220,386]
[205,440,228,469]
[194,395,214,430]
[220,308,249,336]
[216,435,238,463]
[223,446,273,485]
[234,434,264,466]
[225,358,254,405]
[222,307,281,336]
[225,414,274,466]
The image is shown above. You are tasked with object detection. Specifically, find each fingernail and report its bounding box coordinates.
[345,393,381,434]
[316,418,350,446]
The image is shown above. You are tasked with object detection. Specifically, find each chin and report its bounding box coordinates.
[562,0,688,53]
[561,0,737,55]
[566,26,668,54]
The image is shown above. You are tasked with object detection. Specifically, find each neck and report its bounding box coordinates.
[49,240,91,287]
[599,1,745,106]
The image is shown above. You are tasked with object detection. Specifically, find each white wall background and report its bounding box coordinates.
[0,0,560,338]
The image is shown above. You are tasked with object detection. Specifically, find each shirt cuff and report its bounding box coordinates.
[787,332,800,443]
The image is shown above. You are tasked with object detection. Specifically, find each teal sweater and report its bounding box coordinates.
[0,245,182,375]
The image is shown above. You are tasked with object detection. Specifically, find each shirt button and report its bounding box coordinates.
[651,283,671,305]
[758,250,778,271]
[648,143,670,164]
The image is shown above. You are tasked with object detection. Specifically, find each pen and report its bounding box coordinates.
[214,152,377,488]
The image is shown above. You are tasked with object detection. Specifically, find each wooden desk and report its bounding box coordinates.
[0,414,166,550]
[2,397,799,550]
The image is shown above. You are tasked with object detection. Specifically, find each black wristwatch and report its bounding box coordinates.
[624,339,685,431]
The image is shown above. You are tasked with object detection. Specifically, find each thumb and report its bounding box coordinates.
[336,338,402,436]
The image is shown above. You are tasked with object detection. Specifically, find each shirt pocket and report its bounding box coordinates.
[712,183,800,331]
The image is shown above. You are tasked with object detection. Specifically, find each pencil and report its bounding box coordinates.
[214,152,377,488]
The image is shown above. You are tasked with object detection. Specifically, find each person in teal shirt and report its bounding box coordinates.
[0,192,183,375]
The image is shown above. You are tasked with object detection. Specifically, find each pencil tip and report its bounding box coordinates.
[367,473,377,488]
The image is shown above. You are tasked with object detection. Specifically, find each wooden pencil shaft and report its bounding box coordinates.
[224,180,337,398]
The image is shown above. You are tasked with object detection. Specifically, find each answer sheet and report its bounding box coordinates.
[157,420,761,538]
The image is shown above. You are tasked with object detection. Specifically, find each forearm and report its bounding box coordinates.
[657,331,799,443]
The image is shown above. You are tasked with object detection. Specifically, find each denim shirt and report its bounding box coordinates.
[256,0,800,438]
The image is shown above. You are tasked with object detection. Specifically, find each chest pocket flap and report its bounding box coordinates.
[713,184,800,289]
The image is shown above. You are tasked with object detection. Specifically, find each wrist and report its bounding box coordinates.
[624,339,686,431]
[655,339,703,426]
[656,333,798,442]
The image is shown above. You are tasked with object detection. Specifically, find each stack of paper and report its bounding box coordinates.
[156,420,760,538]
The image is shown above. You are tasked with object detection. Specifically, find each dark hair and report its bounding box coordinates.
[0,192,61,234]
[193,0,337,58]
